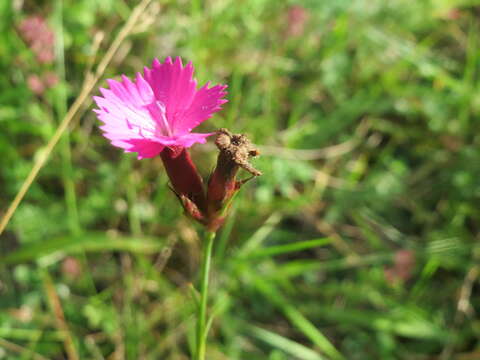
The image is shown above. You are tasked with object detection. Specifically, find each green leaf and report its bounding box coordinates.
[1,232,164,264]
[243,237,331,259]
[249,325,326,360]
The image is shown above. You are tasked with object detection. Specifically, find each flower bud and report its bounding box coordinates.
[206,129,261,231]
[160,147,207,217]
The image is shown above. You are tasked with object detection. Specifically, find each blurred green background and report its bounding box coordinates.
[1,0,480,359]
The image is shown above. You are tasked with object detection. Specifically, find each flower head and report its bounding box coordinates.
[93,57,228,159]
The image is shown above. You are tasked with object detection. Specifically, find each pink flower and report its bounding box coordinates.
[286,5,309,37]
[18,16,55,64]
[27,74,45,95]
[93,57,228,159]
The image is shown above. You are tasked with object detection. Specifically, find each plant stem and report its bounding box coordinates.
[196,231,215,360]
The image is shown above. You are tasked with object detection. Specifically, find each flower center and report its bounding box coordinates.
[144,100,173,137]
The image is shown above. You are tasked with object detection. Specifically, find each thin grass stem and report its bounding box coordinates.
[195,231,215,360]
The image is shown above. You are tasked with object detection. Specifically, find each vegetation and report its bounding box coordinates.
[1,0,479,359]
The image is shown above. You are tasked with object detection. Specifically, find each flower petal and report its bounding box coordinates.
[144,57,227,135]
[122,139,165,159]
[93,73,163,157]
[176,83,228,135]
[93,57,227,159]
[144,57,196,132]
[147,132,214,148]
[172,132,213,148]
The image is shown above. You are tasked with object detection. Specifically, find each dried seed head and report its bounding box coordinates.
[214,128,262,177]
[205,128,262,231]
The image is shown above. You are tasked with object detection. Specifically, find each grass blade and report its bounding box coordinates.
[249,325,326,360]
[1,232,164,264]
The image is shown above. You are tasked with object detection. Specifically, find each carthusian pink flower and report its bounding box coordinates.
[93,57,228,159]
[93,57,260,231]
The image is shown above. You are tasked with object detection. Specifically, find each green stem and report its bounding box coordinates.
[195,231,215,360]
[54,0,80,236]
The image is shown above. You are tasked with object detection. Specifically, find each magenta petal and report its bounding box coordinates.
[93,57,227,159]
[144,57,228,135]
[173,132,213,148]
[123,139,165,159]
[93,74,159,156]
[175,83,228,135]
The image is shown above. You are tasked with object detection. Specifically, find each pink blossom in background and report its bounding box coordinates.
[18,16,55,64]
[61,257,82,279]
[286,5,309,37]
[43,71,59,87]
[93,57,228,159]
[384,249,416,284]
[27,72,59,96]
[27,74,45,95]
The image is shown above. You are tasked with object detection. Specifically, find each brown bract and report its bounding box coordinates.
[214,128,262,177]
